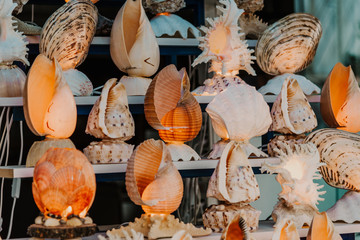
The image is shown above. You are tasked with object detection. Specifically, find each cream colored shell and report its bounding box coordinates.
[307,212,342,240]
[171,230,193,240]
[327,191,360,224]
[0,64,26,97]
[63,69,93,96]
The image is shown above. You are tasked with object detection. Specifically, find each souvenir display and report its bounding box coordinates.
[261,142,325,228]
[110,0,160,95]
[306,212,342,240]
[192,0,256,96]
[145,65,202,161]
[84,78,135,163]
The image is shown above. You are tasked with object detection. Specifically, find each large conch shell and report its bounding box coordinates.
[23,54,77,139]
[320,62,360,133]
[270,77,317,135]
[110,0,160,77]
[306,212,342,240]
[126,139,183,214]
[256,13,322,75]
[305,128,360,191]
[327,191,360,224]
[40,0,98,71]
[32,148,96,219]
[272,218,300,240]
[220,215,249,240]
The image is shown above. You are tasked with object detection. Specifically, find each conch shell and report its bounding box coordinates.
[40,0,98,71]
[256,13,322,75]
[220,215,249,240]
[320,62,360,133]
[270,77,317,135]
[126,139,183,214]
[110,0,160,77]
[305,128,360,191]
[307,212,342,240]
[23,54,77,139]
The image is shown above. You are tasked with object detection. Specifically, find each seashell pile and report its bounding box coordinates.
[307,212,342,240]
[145,65,202,161]
[84,78,135,164]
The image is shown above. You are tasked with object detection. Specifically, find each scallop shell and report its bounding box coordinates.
[305,128,360,191]
[171,230,193,240]
[320,62,360,133]
[272,219,300,240]
[270,77,317,134]
[307,212,342,240]
[63,69,93,96]
[86,78,135,140]
[110,0,160,77]
[239,13,267,39]
[145,64,202,143]
[0,64,26,97]
[234,0,263,13]
[220,215,249,240]
[143,0,185,14]
[258,73,321,96]
[166,143,200,161]
[32,148,96,218]
[256,13,322,75]
[125,139,183,214]
[23,54,77,138]
[327,191,360,224]
[40,0,98,71]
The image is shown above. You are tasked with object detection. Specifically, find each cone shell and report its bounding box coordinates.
[320,62,360,133]
[306,212,342,240]
[270,77,317,135]
[125,139,183,214]
[327,191,360,223]
[143,0,185,14]
[305,128,360,191]
[110,0,160,77]
[145,65,202,143]
[256,13,322,75]
[0,64,26,97]
[32,148,96,218]
[206,84,272,142]
[40,0,98,70]
[63,69,93,96]
[23,54,77,138]
[272,219,300,240]
[220,215,249,240]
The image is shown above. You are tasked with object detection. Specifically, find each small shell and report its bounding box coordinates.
[307,212,342,240]
[320,62,360,133]
[272,218,300,240]
[192,75,245,96]
[86,78,135,140]
[239,13,267,39]
[270,77,317,134]
[12,0,29,14]
[171,230,193,240]
[256,13,322,75]
[258,73,321,96]
[40,0,98,70]
[220,215,249,240]
[110,0,160,77]
[234,0,264,13]
[143,0,185,14]
[267,134,305,157]
[63,69,93,96]
[166,143,200,161]
[327,191,360,224]
[0,64,26,97]
[119,76,151,96]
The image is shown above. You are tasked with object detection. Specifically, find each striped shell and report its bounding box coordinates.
[125,139,183,214]
[40,0,98,71]
[256,13,322,75]
[32,148,96,218]
[305,128,360,191]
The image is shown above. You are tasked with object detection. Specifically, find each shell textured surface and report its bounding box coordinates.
[307,212,342,240]
[143,0,185,14]
[239,13,267,39]
[63,69,93,96]
[327,191,360,224]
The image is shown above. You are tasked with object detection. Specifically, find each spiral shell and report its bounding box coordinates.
[256,13,322,75]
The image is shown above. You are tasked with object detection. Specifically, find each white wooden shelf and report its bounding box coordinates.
[0,158,279,179]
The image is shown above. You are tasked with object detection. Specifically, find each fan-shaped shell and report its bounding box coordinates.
[63,69,93,96]
[125,139,183,214]
[221,215,249,240]
[320,62,360,133]
[143,0,185,14]
[110,0,160,77]
[145,65,202,143]
[305,128,360,191]
[270,77,317,134]
[307,212,342,240]
[0,64,26,97]
[86,78,135,140]
[32,148,96,218]
[40,0,98,71]
[327,191,360,224]
[256,13,322,75]
[23,54,77,138]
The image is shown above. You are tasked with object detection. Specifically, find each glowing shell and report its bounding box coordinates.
[307,212,342,240]
[327,191,360,224]
[32,148,96,219]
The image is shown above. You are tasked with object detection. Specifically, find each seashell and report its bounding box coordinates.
[86,78,135,140]
[32,148,96,219]
[100,229,144,240]
[84,139,134,164]
[171,230,192,240]
[269,77,317,135]
[193,0,256,77]
[125,139,183,214]
[192,75,245,96]
[23,54,77,139]
[267,134,305,157]
[307,212,342,240]
[234,0,263,13]
[119,76,151,96]
[305,128,360,191]
[320,62,360,133]
[143,0,185,15]
[208,139,230,160]
[66,0,99,3]
[327,190,360,223]
[150,13,200,39]
[12,16,42,36]
[220,214,249,240]
[110,0,160,77]
[63,69,93,96]
[256,13,322,75]
[207,141,260,203]
[13,0,29,15]
[0,64,26,97]
[206,84,271,156]
[40,0,98,71]
[166,143,200,161]
[239,13,268,39]
[272,218,300,240]
[258,73,321,96]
